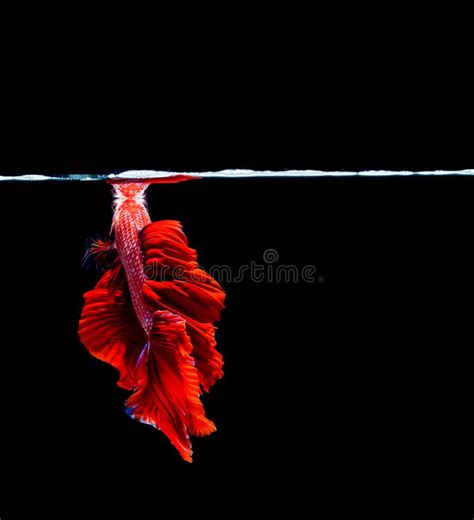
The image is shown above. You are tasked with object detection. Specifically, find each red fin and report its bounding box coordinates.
[185,320,224,392]
[125,311,215,462]
[144,276,224,323]
[83,237,117,270]
[78,262,146,390]
[95,258,128,294]
[141,220,225,389]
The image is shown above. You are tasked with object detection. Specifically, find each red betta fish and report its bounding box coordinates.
[78,181,225,462]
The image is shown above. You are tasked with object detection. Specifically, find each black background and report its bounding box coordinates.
[0,28,472,517]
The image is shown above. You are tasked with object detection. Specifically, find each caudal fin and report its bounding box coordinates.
[125,310,215,462]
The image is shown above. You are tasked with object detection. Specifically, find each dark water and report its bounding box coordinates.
[0,174,471,514]
[1,13,472,514]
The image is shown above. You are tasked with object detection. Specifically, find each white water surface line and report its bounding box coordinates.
[0,169,473,182]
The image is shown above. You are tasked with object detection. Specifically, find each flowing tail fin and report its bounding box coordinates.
[125,311,216,462]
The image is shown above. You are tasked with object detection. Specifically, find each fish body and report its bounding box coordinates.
[112,183,153,332]
[79,181,225,461]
